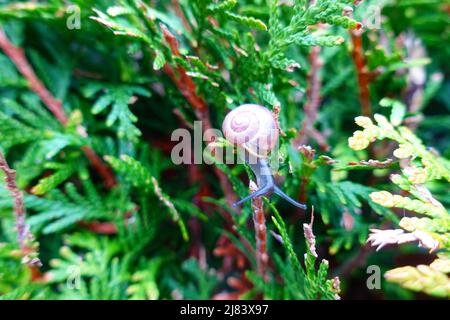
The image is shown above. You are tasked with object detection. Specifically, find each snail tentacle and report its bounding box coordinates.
[232,158,307,209]
[273,186,307,209]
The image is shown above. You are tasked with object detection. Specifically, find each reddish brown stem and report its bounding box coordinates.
[0,29,116,189]
[160,24,237,208]
[250,182,268,282]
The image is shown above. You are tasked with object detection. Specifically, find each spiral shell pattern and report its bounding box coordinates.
[222,104,279,156]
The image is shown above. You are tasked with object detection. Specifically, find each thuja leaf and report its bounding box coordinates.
[254,82,281,107]
[266,200,302,273]
[31,163,77,195]
[0,111,42,148]
[104,155,153,192]
[207,0,237,13]
[90,8,153,44]
[294,34,345,47]
[380,98,406,126]
[83,83,151,141]
[223,11,267,31]
[321,15,362,30]
[153,50,166,71]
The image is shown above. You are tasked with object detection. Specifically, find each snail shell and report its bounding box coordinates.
[222,104,306,210]
[222,104,279,157]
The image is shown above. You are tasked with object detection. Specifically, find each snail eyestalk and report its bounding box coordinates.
[222,104,307,210]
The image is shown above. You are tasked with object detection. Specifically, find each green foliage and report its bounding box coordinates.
[0,242,32,295]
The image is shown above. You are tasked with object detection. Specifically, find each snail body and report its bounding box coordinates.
[222,104,306,209]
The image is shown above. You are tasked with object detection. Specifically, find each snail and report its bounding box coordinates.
[222,104,307,209]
